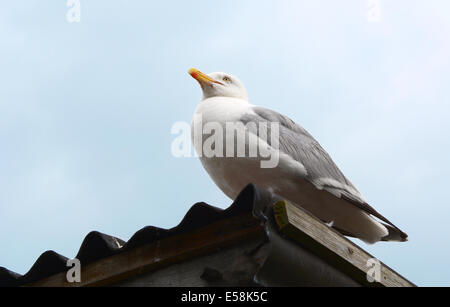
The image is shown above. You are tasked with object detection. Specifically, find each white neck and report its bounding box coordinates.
[194,96,255,123]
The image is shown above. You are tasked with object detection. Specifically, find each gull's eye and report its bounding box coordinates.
[223,76,231,83]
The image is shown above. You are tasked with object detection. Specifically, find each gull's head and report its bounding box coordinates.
[188,68,248,101]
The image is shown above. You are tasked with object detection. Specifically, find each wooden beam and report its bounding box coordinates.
[273,200,415,287]
[27,214,264,287]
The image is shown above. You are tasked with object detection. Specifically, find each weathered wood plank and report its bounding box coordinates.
[273,200,415,287]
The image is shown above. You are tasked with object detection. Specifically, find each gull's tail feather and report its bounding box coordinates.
[339,194,408,243]
[333,218,408,243]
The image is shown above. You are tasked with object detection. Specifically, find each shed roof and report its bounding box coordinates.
[0,184,415,287]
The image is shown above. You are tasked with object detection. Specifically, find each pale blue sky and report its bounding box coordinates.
[1,1,449,286]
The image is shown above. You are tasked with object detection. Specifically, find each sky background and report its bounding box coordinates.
[1,0,449,286]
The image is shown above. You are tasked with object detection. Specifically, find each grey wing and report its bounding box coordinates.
[242,106,407,238]
[244,106,363,202]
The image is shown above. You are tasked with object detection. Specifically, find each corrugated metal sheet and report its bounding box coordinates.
[0,184,262,287]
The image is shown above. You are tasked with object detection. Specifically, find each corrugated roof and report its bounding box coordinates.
[0,184,262,287]
[0,184,415,287]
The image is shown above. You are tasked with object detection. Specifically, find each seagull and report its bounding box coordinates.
[188,68,408,244]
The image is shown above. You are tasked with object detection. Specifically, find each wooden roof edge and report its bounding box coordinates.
[273,200,416,287]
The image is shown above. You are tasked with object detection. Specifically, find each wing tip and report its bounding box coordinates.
[381,224,409,242]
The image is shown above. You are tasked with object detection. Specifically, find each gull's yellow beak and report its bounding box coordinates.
[188,68,223,86]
